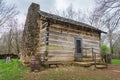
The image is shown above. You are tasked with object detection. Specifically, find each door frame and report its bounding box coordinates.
[74,37,82,58]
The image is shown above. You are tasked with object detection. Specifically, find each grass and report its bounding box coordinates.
[0,59,28,80]
[112,59,120,65]
[0,59,120,80]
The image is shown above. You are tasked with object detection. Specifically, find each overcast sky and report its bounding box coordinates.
[6,0,95,24]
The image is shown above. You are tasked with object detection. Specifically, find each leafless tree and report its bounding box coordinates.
[0,0,18,26]
[0,19,23,54]
[89,0,120,54]
[113,34,120,58]
[0,33,8,53]
[12,19,23,54]
[51,4,87,23]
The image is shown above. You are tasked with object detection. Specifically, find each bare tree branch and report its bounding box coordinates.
[0,0,18,26]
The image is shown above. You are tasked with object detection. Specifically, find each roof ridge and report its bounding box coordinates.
[39,10,106,33]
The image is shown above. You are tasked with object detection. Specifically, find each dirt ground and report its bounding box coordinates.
[22,64,120,80]
[97,64,120,80]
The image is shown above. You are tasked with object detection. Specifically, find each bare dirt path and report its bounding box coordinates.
[22,64,120,80]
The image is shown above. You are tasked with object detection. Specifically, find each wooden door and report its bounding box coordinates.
[75,38,82,58]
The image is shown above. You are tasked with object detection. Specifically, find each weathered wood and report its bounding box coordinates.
[47,23,101,62]
[49,38,73,44]
[40,27,47,32]
[49,40,74,47]
[23,3,102,65]
[48,50,74,53]
[49,32,99,45]
[49,28,79,37]
[49,29,99,40]
[47,56,74,61]
[83,44,99,48]
[49,34,73,42]
[48,46,74,50]
[50,24,99,37]
[47,44,75,50]
[83,39,99,44]
[48,51,74,54]
[48,53,74,57]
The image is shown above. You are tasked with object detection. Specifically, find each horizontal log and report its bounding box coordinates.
[49,32,100,46]
[50,25,99,38]
[83,39,99,44]
[50,24,99,36]
[48,46,74,50]
[49,39,74,47]
[83,44,99,48]
[47,56,74,61]
[48,51,74,54]
[49,34,73,42]
[48,50,74,53]
[49,37,73,44]
[50,25,82,33]
[49,29,79,37]
[83,43,99,48]
[49,30,99,41]
[49,30,75,38]
[83,35,99,40]
[83,41,99,45]
[48,53,74,57]
[82,53,100,56]
[47,44,75,50]
[51,24,99,33]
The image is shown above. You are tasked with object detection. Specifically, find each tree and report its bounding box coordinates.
[113,34,120,58]
[0,19,23,54]
[101,44,110,54]
[0,0,18,26]
[11,19,22,54]
[51,4,87,23]
[89,0,120,54]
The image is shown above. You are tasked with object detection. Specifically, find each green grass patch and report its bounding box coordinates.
[0,59,28,80]
[112,59,120,65]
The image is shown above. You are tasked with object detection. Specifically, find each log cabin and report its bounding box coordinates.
[22,3,106,66]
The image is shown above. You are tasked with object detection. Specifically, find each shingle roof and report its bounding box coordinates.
[40,11,106,33]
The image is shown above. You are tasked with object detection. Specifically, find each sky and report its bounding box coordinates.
[6,0,95,24]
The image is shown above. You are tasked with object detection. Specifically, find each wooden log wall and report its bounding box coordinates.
[47,23,101,61]
[38,20,50,61]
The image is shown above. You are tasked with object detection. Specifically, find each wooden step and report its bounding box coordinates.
[89,61,97,65]
[95,64,107,69]
[73,62,91,67]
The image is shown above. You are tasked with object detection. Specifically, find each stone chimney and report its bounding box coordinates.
[23,3,40,60]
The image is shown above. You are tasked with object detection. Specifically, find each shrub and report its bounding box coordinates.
[101,44,110,54]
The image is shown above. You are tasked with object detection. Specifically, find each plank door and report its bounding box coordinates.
[75,38,82,58]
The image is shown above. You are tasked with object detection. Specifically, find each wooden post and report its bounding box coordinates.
[81,47,83,58]
[92,48,94,60]
[94,52,96,68]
